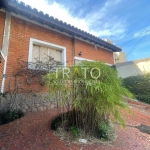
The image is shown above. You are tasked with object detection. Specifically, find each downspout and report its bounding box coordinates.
[1,11,11,93]
[72,35,75,65]
[113,52,115,65]
[94,44,97,50]
[1,56,7,93]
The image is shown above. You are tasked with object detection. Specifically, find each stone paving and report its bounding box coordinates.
[0,106,150,150]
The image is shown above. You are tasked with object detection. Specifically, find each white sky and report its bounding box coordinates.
[19,0,126,39]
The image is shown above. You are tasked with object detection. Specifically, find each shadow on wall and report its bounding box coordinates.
[115,58,150,78]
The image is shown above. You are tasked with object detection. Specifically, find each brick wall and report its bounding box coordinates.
[0,55,4,92]
[75,39,113,64]
[4,16,73,92]
[4,16,114,92]
[0,12,5,50]
[0,12,5,92]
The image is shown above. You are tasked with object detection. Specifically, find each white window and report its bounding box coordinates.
[28,38,66,69]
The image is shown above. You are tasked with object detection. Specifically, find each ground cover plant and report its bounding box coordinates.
[43,61,133,141]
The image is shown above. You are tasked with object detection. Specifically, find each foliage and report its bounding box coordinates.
[51,115,62,131]
[123,74,150,104]
[135,94,150,104]
[7,56,62,111]
[98,122,114,141]
[9,110,24,121]
[70,126,80,137]
[0,109,24,125]
[0,92,8,98]
[44,61,133,137]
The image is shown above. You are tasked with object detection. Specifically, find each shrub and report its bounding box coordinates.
[136,94,150,104]
[123,74,150,104]
[44,61,133,137]
[98,122,114,141]
[0,92,8,98]
[0,109,24,125]
[70,126,80,137]
[51,115,62,131]
[9,110,24,121]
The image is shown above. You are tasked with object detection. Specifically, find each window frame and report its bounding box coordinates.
[28,38,66,67]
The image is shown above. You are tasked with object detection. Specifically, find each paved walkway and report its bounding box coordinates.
[124,97,150,115]
[0,107,150,150]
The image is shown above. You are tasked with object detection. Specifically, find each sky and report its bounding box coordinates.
[19,0,150,61]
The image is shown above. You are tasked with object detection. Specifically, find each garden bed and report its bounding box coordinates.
[50,111,117,144]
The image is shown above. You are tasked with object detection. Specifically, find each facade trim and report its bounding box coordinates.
[74,56,112,66]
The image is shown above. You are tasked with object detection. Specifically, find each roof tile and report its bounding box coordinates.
[0,0,122,52]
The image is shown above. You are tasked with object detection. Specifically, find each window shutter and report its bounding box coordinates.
[48,48,62,62]
[32,45,40,63]
[55,50,62,62]
[40,46,49,63]
[32,45,62,65]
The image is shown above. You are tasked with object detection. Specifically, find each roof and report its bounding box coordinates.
[0,0,122,52]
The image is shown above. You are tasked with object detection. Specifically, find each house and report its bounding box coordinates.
[0,0,121,112]
[114,51,126,64]
[116,57,150,78]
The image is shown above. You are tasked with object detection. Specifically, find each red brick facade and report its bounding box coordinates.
[0,12,5,50]
[0,12,5,92]
[0,12,114,92]
[75,39,113,64]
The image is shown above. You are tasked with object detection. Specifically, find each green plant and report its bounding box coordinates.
[70,126,80,137]
[0,110,24,125]
[0,92,8,98]
[98,122,113,141]
[136,94,150,104]
[44,61,133,136]
[51,115,62,130]
[123,74,150,104]
[0,110,10,125]
[9,110,19,120]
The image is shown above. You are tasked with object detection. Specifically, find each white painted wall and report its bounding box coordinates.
[114,51,126,64]
[116,58,150,78]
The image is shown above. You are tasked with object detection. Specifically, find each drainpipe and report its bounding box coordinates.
[1,56,7,93]
[1,11,11,93]
[94,44,97,50]
[72,35,75,65]
[113,52,115,65]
